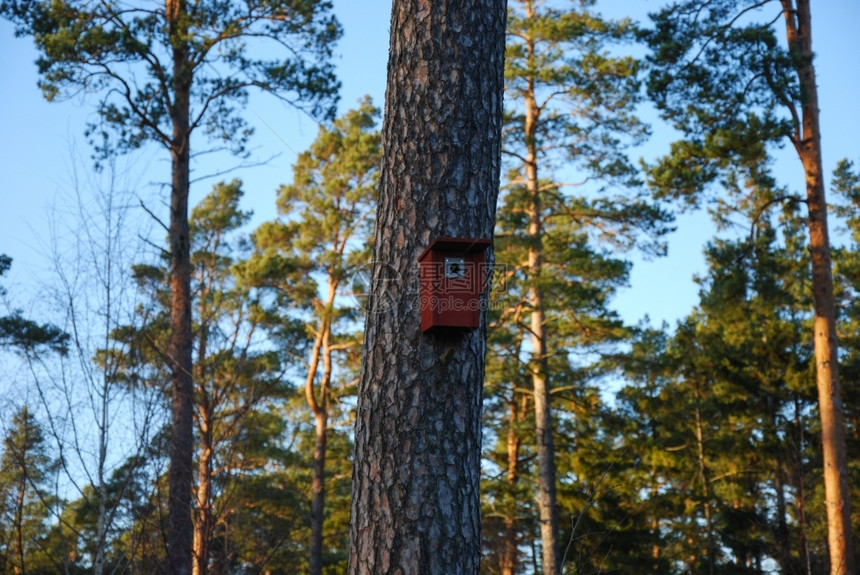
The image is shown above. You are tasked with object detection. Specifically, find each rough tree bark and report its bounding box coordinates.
[781,2,855,573]
[346,0,507,573]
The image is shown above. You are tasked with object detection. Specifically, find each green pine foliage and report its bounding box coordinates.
[0,256,68,355]
[614,203,834,573]
[0,0,342,159]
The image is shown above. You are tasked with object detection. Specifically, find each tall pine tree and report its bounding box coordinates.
[346,1,507,572]
[0,406,59,575]
[491,1,671,572]
[0,3,341,571]
[643,3,854,569]
[242,99,380,575]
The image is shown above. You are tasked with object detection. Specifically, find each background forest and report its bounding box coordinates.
[0,0,859,574]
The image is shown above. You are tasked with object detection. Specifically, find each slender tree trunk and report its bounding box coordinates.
[346,1,506,573]
[529,258,559,575]
[307,280,336,575]
[501,393,526,575]
[650,499,661,571]
[647,389,663,571]
[192,286,213,575]
[774,462,793,574]
[516,6,560,570]
[781,3,855,573]
[95,386,108,575]
[192,410,213,575]
[769,395,793,574]
[14,474,25,575]
[166,0,194,571]
[310,406,328,575]
[309,314,333,575]
[792,395,813,575]
[522,19,559,570]
[94,226,113,575]
[693,383,715,575]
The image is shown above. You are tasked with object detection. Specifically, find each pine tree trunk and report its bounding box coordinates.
[523,27,559,569]
[769,395,793,573]
[793,395,814,575]
[166,0,194,571]
[308,321,331,575]
[781,3,855,573]
[192,411,213,575]
[308,281,336,575]
[517,6,560,569]
[14,473,25,575]
[192,306,210,575]
[501,396,524,575]
[694,400,715,575]
[310,408,328,575]
[346,1,506,573]
[529,270,559,575]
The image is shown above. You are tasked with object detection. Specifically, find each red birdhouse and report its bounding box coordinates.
[417,237,493,334]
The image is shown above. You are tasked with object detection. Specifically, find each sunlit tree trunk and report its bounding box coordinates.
[780,3,855,573]
[650,498,661,570]
[192,292,211,575]
[521,12,559,569]
[528,234,559,575]
[246,101,380,574]
[501,393,528,575]
[309,394,328,575]
[191,334,214,575]
[346,0,506,572]
[192,408,213,575]
[308,278,336,575]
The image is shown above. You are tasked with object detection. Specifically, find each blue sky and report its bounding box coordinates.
[1,0,859,329]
